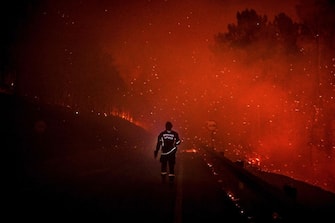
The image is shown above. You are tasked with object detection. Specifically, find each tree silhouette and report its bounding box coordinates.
[272,13,299,54]
[217,9,268,48]
[214,8,301,61]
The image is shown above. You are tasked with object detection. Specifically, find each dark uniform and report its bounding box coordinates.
[154,121,181,182]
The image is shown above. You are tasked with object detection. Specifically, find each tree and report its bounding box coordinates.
[217,9,268,48]
[272,13,299,54]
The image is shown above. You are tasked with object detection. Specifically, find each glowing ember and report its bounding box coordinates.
[2,0,334,193]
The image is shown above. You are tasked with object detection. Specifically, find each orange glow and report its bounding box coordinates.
[7,0,334,193]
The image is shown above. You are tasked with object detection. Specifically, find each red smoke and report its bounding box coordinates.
[13,0,334,193]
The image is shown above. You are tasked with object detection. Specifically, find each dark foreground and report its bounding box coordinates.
[2,94,335,222]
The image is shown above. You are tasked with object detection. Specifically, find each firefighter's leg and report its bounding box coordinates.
[168,156,176,182]
[160,156,168,177]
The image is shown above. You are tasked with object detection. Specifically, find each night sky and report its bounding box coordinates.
[1,0,335,193]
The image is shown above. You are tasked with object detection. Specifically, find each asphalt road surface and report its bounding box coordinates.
[1,94,246,222]
[4,146,249,222]
[2,94,334,223]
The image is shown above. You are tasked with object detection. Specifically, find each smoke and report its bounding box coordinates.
[7,0,334,192]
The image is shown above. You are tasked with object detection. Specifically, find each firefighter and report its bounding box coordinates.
[154,121,181,183]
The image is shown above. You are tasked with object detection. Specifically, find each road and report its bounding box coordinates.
[1,94,245,222]
[4,145,249,222]
[2,94,334,223]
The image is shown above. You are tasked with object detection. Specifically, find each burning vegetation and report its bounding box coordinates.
[1,0,334,192]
